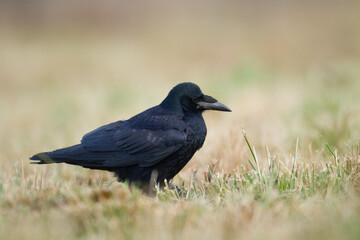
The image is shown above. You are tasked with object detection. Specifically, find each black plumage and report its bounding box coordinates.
[30,82,231,185]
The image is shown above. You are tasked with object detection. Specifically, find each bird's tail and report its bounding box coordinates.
[29,144,84,164]
[30,152,64,164]
[29,144,111,170]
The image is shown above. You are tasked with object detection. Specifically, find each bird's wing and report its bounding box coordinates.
[81,118,187,167]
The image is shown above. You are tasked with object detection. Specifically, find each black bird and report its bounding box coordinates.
[30,82,231,186]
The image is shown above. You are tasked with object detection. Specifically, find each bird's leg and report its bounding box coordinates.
[139,183,157,196]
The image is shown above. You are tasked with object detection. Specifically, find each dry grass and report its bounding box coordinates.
[1,2,360,240]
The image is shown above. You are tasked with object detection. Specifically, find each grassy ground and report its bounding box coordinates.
[1,2,360,239]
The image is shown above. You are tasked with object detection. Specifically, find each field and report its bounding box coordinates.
[1,2,360,240]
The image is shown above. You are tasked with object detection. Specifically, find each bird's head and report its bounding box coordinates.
[160,82,231,115]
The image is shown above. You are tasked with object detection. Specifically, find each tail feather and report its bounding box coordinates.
[29,144,112,170]
[30,152,59,164]
[30,144,86,164]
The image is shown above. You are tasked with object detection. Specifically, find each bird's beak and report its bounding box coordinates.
[197,95,232,112]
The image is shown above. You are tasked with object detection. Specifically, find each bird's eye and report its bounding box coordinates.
[192,97,198,102]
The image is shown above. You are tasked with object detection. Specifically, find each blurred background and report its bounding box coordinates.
[1,0,360,176]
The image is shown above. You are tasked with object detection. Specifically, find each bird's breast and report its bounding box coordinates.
[184,113,207,149]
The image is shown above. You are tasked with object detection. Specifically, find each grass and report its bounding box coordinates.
[1,134,359,240]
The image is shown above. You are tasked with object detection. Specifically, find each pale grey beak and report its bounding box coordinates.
[197,95,232,112]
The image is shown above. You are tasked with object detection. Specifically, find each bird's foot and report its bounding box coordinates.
[163,182,187,198]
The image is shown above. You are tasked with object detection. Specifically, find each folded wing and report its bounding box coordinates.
[81,119,187,167]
